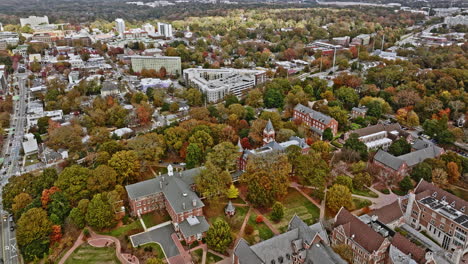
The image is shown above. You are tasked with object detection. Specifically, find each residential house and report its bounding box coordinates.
[293,104,338,138]
[125,166,209,244]
[233,215,346,264]
[101,81,121,97]
[351,106,368,119]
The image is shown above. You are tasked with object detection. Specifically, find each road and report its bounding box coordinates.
[0,71,29,264]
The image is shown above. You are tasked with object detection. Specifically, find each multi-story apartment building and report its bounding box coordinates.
[293,104,338,137]
[233,216,346,264]
[183,68,266,102]
[130,55,181,76]
[125,166,209,244]
[402,180,468,256]
[115,18,125,36]
[157,22,173,38]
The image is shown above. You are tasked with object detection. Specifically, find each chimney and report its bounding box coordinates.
[182,202,186,210]
[162,176,165,182]
[159,181,162,189]
[192,199,196,207]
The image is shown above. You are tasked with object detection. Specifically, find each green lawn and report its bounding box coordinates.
[245,213,274,244]
[350,197,372,210]
[266,188,320,231]
[206,252,223,264]
[101,219,143,238]
[141,242,166,259]
[352,188,378,198]
[205,200,249,235]
[191,248,203,264]
[64,244,119,264]
[141,212,171,229]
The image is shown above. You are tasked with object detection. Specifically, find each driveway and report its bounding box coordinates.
[129,224,180,258]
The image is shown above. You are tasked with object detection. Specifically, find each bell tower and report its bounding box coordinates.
[263,119,275,145]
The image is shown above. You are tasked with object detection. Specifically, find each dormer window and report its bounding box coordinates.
[271,260,275,264]
[451,201,455,207]
[278,256,283,263]
[432,192,437,197]
[286,254,290,260]
[442,196,446,201]
[461,206,465,212]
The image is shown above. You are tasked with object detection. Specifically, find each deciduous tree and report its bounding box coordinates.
[206,218,232,253]
[326,184,352,213]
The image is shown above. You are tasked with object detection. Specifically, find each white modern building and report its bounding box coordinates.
[183,68,266,102]
[444,15,468,27]
[22,133,38,156]
[20,16,49,27]
[130,55,181,76]
[115,18,126,36]
[157,22,173,38]
[142,23,155,34]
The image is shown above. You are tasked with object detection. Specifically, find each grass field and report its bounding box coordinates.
[245,213,274,244]
[141,242,166,259]
[206,252,223,264]
[266,188,320,231]
[141,212,171,228]
[352,188,378,198]
[205,200,249,235]
[351,197,372,210]
[64,244,119,264]
[191,248,204,264]
[101,219,143,238]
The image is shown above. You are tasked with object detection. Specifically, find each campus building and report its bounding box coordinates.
[20,15,49,27]
[125,166,209,244]
[402,180,468,257]
[157,22,173,38]
[233,215,346,264]
[238,119,309,171]
[183,68,266,102]
[343,123,411,150]
[115,18,125,36]
[372,140,444,180]
[130,55,181,76]
[293,104,338,138]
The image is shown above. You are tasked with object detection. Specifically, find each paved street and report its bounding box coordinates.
[0,72,29,264]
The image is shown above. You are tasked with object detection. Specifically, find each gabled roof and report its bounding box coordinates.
[294,104,334,125]
[374,149,405,171]
[125,167,204,214]
[391,233,427,264]
[349,123,401,138]
[398,146,444,167]
[334,208,386,253]
[415,180,468,212]
[178,216,209,238]
[369,201,403,224]
[234,239,263,264]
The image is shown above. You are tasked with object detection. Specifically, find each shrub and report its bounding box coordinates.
[256,215,264,223]
[270,202,285,222]
[244,224,254,235]
[83,228,90,237]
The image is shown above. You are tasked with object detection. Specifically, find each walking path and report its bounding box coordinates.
[58,229,140,264]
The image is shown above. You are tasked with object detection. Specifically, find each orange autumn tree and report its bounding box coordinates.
[41,186,60,208]
[50,225,62,244]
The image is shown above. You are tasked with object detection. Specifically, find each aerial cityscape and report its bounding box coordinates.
[0,0,466,263]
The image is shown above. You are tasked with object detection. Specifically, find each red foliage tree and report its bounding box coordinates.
[240,137,251,150]
[50,225,62,244]
[41,186,60,208]
[256,215,264,223]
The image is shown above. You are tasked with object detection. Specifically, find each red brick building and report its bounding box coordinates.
[293,104,338,137]
[125,166,209,244]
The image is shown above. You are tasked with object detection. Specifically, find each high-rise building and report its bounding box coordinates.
[157,22,173,38]
[20,16,49,27]
[115,18,125,36]
[130,56,181,76]
[142,23,155,34]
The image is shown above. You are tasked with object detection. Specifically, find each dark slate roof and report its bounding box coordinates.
[233,239,263,264]
[225,201,235,213]
[264,119,274,132]
[178,216,209,238]
[234,216,346,264]
[101,80,120,91]
[125,167,204,214]
[352,106,368,113]
[398,145,443,167]
[334,208,386,254]
[374,149,404,171]
[294,104,334,125]
[411,138,434,151]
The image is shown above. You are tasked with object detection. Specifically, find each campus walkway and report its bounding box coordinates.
[58,229,140,264]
